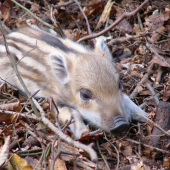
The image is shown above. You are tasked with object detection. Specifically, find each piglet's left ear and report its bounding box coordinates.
[95,38,112,61]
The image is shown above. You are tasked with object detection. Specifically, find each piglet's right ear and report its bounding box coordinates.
[95,38,112,61]
[49,53,69,84]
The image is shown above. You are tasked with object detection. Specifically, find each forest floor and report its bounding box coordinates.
[0,0,170,169]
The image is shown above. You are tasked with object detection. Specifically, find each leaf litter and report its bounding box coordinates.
[0,0,170,169]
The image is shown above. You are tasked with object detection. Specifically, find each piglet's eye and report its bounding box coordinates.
[118,80,123,90]
[80,88,93,100]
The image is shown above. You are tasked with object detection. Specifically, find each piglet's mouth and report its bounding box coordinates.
[110,116,130,134]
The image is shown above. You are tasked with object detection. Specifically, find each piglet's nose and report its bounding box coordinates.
[110,116,130,134]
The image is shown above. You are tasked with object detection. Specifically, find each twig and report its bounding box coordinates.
[156,66,163,83]
[0,108,39,121]
[146,83,159,106]
[9,137,24,150]
[82,129,103,137]
[130,61,154,99]
[17,89,41,117]
[17,148,42,155]
[50,138,61,170]
[10,0,65,38]
[108,33,149,45]
[0,81,5,89]
[146,43,170,67]
[76,162,94,170]
[74,0,94,43]
[0,20,40,118]
[97,140,110,170]
[0,21,48,134]
[32,98,98,162]
[21,0,48,11]
[104,136,119,170]
[77,0,149,42]
[136,112,170,136]
[53,1,75,8]
[126,138,170,154]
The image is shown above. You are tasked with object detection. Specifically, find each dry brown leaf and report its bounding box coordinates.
[144,10,170,41]
[0,112,16,124]
[0,100,22,123]
[53,158,67,170]
[152,55,170,68]
[115,7,133,33]
[131,161,150,170]
[96,0,114,29]
[54,141,79,161]
[0,136,10,167]
[9,153,33,170]
[0,1,14,22]
[122,145,132,157]
[163,156,170,168]
[81,159,97,168]
[101,142,114,156]
[0,100,22,112]
[162,89,170,101]
[24,157,39,169]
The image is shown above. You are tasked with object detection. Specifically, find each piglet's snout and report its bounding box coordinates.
[110,116,130,134]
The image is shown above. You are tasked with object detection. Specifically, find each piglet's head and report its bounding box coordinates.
[49,39,132,134]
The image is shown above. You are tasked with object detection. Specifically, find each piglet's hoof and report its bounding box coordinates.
[110,116,130,134]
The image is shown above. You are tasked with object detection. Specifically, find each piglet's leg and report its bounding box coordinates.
[122,93,148,123]
[58,107,89,139]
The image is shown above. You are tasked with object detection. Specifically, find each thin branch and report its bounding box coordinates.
[10,0,65,38]
[108,33,149,45]
[126,138,170,154]
[146,43,170,67]
[53,1,75,8]
[130,61,154,99]
[76,162,94,170]
[0,20,47,133]
[136,113,170,136]
[77,0,149,42]
[97,140,110,170]
[156,66,163,83]
[74,0,95,43]
[32,98,98,162]
[104,136,119,170]
[0,109,39,121]
[146,83,159,106]
[51,138,61,170]
[0,17,40,118]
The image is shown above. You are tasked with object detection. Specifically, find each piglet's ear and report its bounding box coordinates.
[49,53,69,84]
[95,38,112,61]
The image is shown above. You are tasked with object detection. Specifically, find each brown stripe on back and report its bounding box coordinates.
[18,61,46,79]
[4,38,50,70]
[0,62,12,70]
[6,37,37,51]
[17,26,76,53]
[20,73,56,95]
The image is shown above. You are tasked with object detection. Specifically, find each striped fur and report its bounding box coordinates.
[0,26,147,139]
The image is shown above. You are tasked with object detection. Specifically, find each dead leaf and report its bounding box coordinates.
[0,1,14,22]
[0,100,22,112]
[9,153,33,170]
[131,161,150,170]
[144,10,170,41]
[54,141,79,161]
[163,156,170,168]
[152,55,170,68]
[0,136,10,167]
[122,145,132,157]
[25,157,39,169]
[96,0,114,29]
[54,158,67,170]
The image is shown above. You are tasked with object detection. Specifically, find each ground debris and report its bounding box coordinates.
[0,0,170,169]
